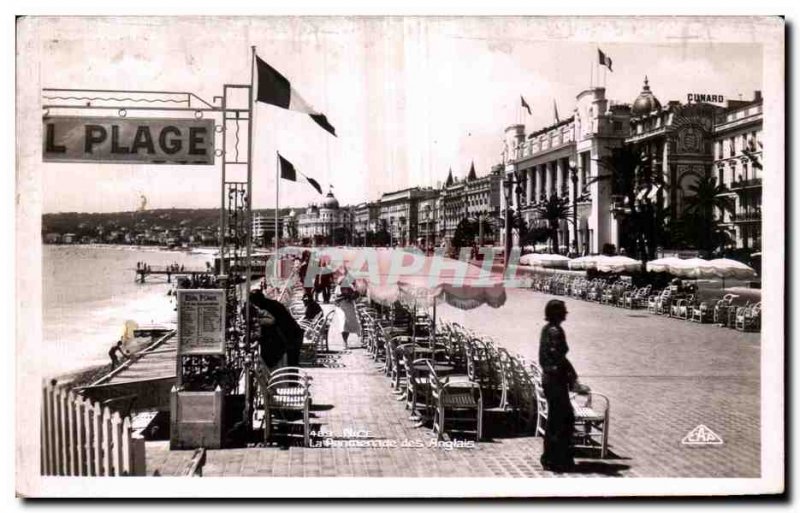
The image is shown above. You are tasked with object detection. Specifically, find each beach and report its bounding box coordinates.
[43,244,212,381]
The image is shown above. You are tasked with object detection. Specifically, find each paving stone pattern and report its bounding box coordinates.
[150,288,760,478]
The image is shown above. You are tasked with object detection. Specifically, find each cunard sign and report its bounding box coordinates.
[42,116,215,165]
[687,93,725,104]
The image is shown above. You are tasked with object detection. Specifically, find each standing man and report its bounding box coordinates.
[538,299,582,472]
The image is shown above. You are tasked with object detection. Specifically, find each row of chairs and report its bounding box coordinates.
[531,274,762,333]
[356,304,610,456]
[356,307,485,441]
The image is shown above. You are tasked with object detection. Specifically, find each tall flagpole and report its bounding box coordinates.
[246,48,255,280]
[244,45,256,415]
[275,151,280,278]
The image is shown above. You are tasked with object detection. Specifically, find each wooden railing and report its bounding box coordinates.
[41,385,146,476]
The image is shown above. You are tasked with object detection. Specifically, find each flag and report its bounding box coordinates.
[598,49,613,72]
[520,95,532,115]
[278,153,297,181]
[305,177,323,195]
[277,153,324,194]
[255,55,337,137]
[553,99,560,123]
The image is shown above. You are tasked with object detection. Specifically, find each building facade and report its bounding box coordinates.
[438,164,502,245]
[353,201,381,244]
[712,91,763,250]
[625,77,724,229]
[503,86,630,254]
[293,189,354,245]
[252,212,284,247]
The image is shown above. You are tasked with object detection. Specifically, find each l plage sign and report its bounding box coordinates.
[43,116,215,165]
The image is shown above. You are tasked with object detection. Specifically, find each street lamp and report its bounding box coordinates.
[425,205,431,252]
[569,158,579,256]
[502,170,524,269]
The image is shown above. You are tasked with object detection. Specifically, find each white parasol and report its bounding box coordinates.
[594,255,643,274]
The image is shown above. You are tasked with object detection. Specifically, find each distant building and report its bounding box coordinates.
[353,201,381,244]
[378,187,433,246]
[712,91,763,250]
[438,164,502,244]
[252,212,284,247]
[294,189,353,245]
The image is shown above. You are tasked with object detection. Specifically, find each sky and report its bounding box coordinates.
[27,17,765,213]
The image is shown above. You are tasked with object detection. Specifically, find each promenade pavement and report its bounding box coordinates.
[147,287,760,478]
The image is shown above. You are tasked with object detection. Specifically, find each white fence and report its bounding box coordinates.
[41,385,146,476]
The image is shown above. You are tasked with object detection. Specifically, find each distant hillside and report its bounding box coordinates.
[42,208,292,237]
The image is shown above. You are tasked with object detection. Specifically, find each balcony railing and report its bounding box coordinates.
[728,177,763,190]
[730,210,762,223]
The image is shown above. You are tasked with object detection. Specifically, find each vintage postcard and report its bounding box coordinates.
[15,15,784,497]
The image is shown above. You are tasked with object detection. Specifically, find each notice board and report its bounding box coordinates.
[177,289,226,356]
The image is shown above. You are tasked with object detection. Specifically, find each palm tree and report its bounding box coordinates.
[590,145,665,262]
[682,175,735,254]
[532,195,571,254]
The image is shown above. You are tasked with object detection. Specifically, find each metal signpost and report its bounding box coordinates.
[42,56,259,447]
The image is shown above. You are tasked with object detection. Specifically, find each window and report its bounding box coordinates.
[613,121,623,132]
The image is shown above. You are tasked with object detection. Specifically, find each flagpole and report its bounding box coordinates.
[590,56,594,88]
[275,151,280,278]
[244,45,255,417]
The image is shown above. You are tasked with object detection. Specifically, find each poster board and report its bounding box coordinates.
[176,289,226,356]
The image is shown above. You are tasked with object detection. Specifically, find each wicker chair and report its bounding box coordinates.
[571,391,611,458]
[430,363,483,442]
[690,301,714,323]
[735,302,761,332]
[261,367,312,447]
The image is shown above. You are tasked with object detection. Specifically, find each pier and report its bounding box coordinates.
[135,266,210,284]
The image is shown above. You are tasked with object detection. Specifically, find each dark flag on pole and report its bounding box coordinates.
[598,49,613,72]
[305,176,323,195]
[278,153,297,181]
[553,99,560,123]
[255,55,337,137]
[277,153,324,195]
[520,95,532,115]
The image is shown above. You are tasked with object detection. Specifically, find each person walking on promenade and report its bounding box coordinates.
[334,272,361,350]
[538,299,580,472]
[298,251,312,297]
[317,262,334,304]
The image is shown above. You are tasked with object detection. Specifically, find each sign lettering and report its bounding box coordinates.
[687,93,725,104]
[42,116,215,165]
[177,289,226,356]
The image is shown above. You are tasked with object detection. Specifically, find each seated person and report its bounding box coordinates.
[303,293,323,322]
[250,289,303,368]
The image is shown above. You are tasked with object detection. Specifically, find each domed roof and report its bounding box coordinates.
[321,189,339,209]
[632,76,662,117]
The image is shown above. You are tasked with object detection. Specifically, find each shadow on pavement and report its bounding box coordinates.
[556,461,631,477]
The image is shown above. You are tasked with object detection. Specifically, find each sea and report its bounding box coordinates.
[42,244,215,378]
